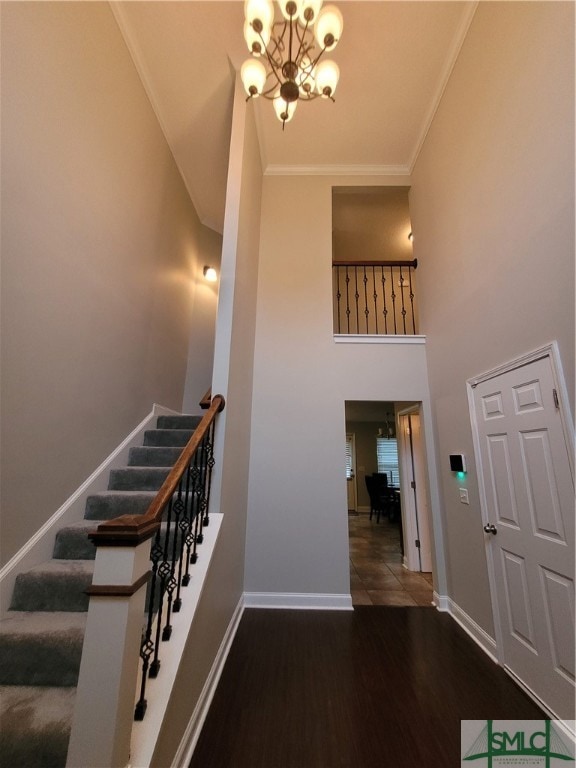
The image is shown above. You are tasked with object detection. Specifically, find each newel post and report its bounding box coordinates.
[66,521,156,768]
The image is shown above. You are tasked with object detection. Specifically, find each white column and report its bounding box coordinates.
[66,541,151,768]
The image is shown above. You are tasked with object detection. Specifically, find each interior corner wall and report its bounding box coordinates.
[244,174,441,599]
[0,3,217,566]
[150,83,263,767]
[182,224,223,414]
[409,2,575,633]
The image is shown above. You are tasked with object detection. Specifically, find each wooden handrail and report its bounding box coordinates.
[199,388,212,409]
[332,259,417,268]
[90,394,225,547]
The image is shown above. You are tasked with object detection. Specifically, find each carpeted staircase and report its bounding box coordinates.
[0,414,201,768]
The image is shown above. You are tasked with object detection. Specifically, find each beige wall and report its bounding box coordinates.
[244,174,441,598]
[332,187,413,263]
[151,84,262,767]
[410,1,575,633]
[0,3,219,566]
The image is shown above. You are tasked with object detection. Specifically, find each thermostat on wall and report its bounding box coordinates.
[449,454,466,473]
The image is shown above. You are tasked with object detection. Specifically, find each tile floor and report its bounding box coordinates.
[349,511,434,606]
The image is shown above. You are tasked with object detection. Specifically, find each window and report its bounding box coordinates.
[376,437,399,485]
[346,434,354,479]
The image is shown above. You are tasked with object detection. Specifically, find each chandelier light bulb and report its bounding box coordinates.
[279,0,303,20]
[315,59,339,97]
[299,0,323,25]
[241,58,267,97]
[244,19,271,54]
[273,90,297,124]
[314,4,343,51]
[244,0,274,29]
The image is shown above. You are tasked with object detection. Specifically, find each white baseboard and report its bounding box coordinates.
[0,403,178,615]
[243,592,353,611]
[435,593,498,663]
[172,593,245,768]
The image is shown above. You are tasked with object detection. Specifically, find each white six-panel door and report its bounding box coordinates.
[471,352,574,717]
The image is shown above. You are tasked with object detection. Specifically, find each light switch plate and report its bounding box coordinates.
[459,488,469,505]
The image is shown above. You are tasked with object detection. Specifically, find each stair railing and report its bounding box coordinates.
[66,394,225,768]
[332,259,418,335]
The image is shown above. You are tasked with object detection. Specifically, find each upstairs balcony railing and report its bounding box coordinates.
[333,259,418,336]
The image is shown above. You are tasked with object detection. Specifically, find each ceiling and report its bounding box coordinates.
[112,1,478,233]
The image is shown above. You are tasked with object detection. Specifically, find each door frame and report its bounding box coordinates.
[346,432,357,512]
[466,340,575,671]
[397,405,433,572]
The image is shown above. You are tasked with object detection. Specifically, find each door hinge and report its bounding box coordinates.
[415,539,421,548]
[410,480,416,489]
[553,388,560,409]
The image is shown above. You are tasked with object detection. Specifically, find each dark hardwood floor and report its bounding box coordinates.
[189,607,544,768]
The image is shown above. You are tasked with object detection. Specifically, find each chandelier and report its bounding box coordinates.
[240,0,343,128]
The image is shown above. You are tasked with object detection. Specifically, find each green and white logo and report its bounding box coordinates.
[461,720,575,767]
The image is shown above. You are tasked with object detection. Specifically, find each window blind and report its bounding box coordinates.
[346,436,353,479]
[376,437,399,485]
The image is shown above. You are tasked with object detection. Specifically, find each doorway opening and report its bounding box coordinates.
[345,400,434,607]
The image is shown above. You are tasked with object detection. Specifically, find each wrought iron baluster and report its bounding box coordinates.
[354,266,360,333]
[399,264,407,334]
[390,266,397,333]
[335,267,342,334]
[172,473,188,613]
[189,451,201,563]
[175,464,193,601]
[134,524,163,720]
[372,266,378,334]
[363,266,369,333]
[150,496,173,667]
[345,267,351,333]
[203,422,216,527]
[408,266,416,334]
[381,267,388,334]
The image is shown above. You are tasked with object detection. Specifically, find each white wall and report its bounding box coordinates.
[0,3,220,566]
[244,174,443,601]
[150,82,263,767]
[410,1,575,634]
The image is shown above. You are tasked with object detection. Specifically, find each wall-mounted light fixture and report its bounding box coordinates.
[408,232,414,243]
[203,266,218,282]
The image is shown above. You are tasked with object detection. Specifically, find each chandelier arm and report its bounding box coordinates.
[260,82,282,99]
[308,44,328,70]
[292,18,313,66]
[260,20,289,85]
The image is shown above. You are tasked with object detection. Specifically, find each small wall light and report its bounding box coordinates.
[408,232,414,243]
[203,266,218,282]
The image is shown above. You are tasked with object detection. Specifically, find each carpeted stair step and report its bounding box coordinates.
[10,560,94,612]
[0,685,75,768]
[144,428,194,447]
[0,612,87,686]
[84,490,156,520]
[128,445,183,467]
[156,414,202,430]
[108,466,171,491]
[53,521,99,560]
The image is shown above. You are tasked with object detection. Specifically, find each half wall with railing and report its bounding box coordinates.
[66,394,225,768]
[333,259,418,335]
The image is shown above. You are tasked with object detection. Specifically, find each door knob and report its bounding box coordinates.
[483,523,497,535]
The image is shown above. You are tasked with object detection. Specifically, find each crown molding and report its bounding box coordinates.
[408,0,479,173]
[264,164,411,177]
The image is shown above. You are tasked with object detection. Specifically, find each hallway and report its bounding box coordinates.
[349,512,433,606]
